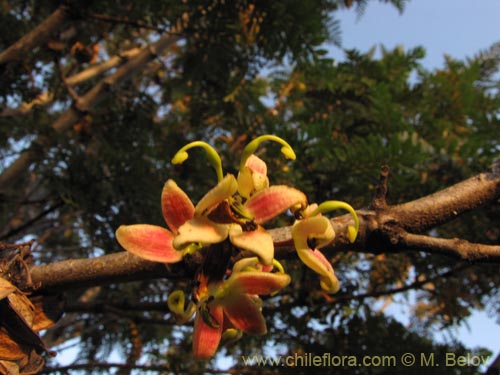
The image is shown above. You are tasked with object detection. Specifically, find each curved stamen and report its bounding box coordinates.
[309,201,359,243]
[239,135,296,171]
[167,290,197,323]
[272,259,285,274]
[172,141,224,182]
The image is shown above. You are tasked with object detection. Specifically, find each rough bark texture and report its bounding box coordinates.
[0,5,70,65]
[0,33,180,193]
[29,170,500,294]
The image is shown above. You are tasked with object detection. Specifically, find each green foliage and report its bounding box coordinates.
[0,0,498,373]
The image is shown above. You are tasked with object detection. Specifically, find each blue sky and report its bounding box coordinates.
[331,0,500,363]
[332,0,500,70]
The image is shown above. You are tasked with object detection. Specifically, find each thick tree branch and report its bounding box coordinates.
[30,252,171,292]
[0,32,181,194]
[389,172,500,233]
[29,171,500,294]
[0,5,71,65]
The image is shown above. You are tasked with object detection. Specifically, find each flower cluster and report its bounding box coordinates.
[115,135,359,359]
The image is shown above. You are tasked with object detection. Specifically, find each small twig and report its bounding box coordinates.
[326,263,470,304]
[0,240,35,251]
[55,58,81,104]
[371,165,390,209]
[0,200,63,241]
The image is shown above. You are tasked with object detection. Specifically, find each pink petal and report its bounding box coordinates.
[161,179,195,233]
[229,226,274,265]
[195,174,238,216]
[245,185,307,224]
[116,224,182,263]
[173,217,229,249]
[228,271,291,295]
[221,293,267,335]
[245,154,267,175]
[193,305,224,359]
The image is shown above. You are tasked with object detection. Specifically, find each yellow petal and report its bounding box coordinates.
[229,225,274,265]
[173,217,229,249]
[292,215,335,250]
[292,217,339,293]
[237,166,254,199]
[195,174,238,216]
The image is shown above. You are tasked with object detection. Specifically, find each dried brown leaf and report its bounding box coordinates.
[17,350,44,375]
[0,359,20,375]
[31,295,64,332]
[0,327,26,361]
[0,279,16,301]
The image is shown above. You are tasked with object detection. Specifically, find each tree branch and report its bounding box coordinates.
[30,252,173,292]
[29,171,500,294]
[389,172,500,233]
[392,231,500,261]
[64,47,143,86]
[0,5,71,65]
[324,263,470,304]
[0,32,181,194]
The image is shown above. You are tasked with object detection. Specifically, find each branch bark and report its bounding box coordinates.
[29,171,500,294]
[64,47,143,86]
[0,32,181,194]
[0,5,71,65]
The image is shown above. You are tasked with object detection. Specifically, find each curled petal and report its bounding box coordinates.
[225,271,291,296]
[116,224,182,263]
[231,257,260,273]
[167,290,186,316]
[297,248,340,293]
[161,180,195,233]
[292,215,335,250]
[220,293,267,335]
[238,155,269,198]
[292,217,339,293]
[229,225,274,265]
[221,328,243,346]
[245,186,307,224]
[173,217,229,249]
[301,203,318,218]
[193,304,224,359]
[195,174,238,216]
